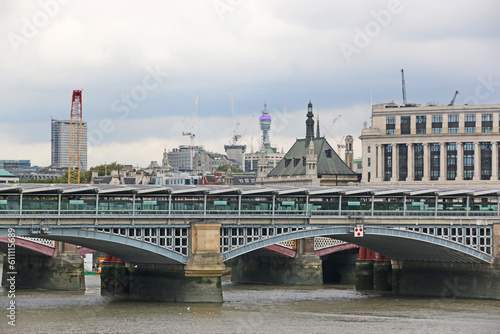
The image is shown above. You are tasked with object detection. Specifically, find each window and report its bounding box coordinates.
[367,146,371,153]
[417,128,426,134]
[465,127,476,133]
[386,116,395,135]
[432,115,442,122]
[482,113,493,133]
[463,142,474,150]
[482,113,493,121]
[448,114,459,134]
[401,116,411,135]
[416,116,426,134]
[367,158,371,167]
[465,114,476,122]
[432,128,442,134]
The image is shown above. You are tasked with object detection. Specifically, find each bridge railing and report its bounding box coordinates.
[1,208,500,218]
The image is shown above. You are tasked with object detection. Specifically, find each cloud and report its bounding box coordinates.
[0,0,498,168]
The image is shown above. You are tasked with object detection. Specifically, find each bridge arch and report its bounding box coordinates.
[0,228,188,265]
[222,226,493,264]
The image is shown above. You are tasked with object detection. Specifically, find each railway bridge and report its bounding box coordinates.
[1,183,499,301]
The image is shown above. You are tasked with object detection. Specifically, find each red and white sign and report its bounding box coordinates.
[354,225,364,237]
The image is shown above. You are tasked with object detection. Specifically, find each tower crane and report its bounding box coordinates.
[448,90,459,106]
[68,90,83,184]
[319,114,345,156]
[229,89,241,145]
[182,94,199,163]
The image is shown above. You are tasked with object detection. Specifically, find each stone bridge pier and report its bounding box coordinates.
[1,240,84,291]
[230,237,323,286]
[101,223,228,303]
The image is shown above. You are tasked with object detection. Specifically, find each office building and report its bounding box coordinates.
[360,103,500,185]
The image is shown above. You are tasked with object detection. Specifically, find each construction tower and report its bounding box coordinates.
[67,90,83,184]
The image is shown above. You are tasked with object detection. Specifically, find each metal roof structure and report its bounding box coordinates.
[2,183,500,197]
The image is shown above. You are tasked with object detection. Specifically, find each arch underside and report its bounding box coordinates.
[0,228,188,265]
[223,227,494,264]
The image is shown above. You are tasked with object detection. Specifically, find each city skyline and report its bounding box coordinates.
[1,1,499,168]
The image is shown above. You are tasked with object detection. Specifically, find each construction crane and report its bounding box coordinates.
[401,68,407,105]
[229,89,241,145]
[319,114,345,156]
[448,90,459,106]
[67,90,83,184]
[182,94,198,162]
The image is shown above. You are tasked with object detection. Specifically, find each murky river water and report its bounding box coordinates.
[1,274,499,334]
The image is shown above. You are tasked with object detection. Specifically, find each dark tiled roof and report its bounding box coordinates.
[267,137,356,177]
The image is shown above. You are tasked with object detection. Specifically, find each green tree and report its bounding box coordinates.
[215,164,243,173]
[82,162,124,183]
[22,162,124,184]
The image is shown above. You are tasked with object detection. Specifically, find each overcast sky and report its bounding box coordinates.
[1,0,499,168]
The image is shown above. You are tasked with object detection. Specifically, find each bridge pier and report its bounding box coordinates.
[2,251,84,291]
[392,260,500,300]
[355,247,374,291]
[101,223,227,302]
[231,237,323,285]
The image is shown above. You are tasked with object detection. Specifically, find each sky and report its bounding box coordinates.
[1,0,499,168]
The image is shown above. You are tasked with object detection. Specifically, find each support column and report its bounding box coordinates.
[457,142,463,181]
[373,254,392,292]
[408,143,414,181]
[376,144,383,181]
[391,144,398,182]
[493,142,498,181]
[423,143,430,181]
[439,142,446,182]
[355,247,374,291]
[474,141,481,181]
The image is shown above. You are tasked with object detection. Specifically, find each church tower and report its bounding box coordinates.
[305,101,315,145]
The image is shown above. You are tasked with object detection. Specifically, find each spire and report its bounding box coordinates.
[316,107,320,138]
[306,101,315,145]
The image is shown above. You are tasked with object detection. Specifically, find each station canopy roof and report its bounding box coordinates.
[1,184,500,198]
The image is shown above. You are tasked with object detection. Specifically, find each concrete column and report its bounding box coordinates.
[439,142,446,182]
[493,142,498,180]
[408,144,414,181]
[457,142,463,181]
[423,143,430,181]
[373,253,392,292]
[474,141,480,181]
[376,144,383,181]
[392,144,398,182]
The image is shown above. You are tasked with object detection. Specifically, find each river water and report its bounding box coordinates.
[1,274,499,334]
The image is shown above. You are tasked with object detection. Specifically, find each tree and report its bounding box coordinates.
[215,164,243,173]
[21,162,124,184]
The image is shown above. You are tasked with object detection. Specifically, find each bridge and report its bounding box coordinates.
[1,183,499,301]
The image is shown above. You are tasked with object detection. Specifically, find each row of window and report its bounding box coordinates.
[386,113,495,135]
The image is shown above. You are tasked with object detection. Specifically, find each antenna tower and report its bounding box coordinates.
[401,68,407,105]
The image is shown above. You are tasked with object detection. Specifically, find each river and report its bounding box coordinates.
[1,274,499,334]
